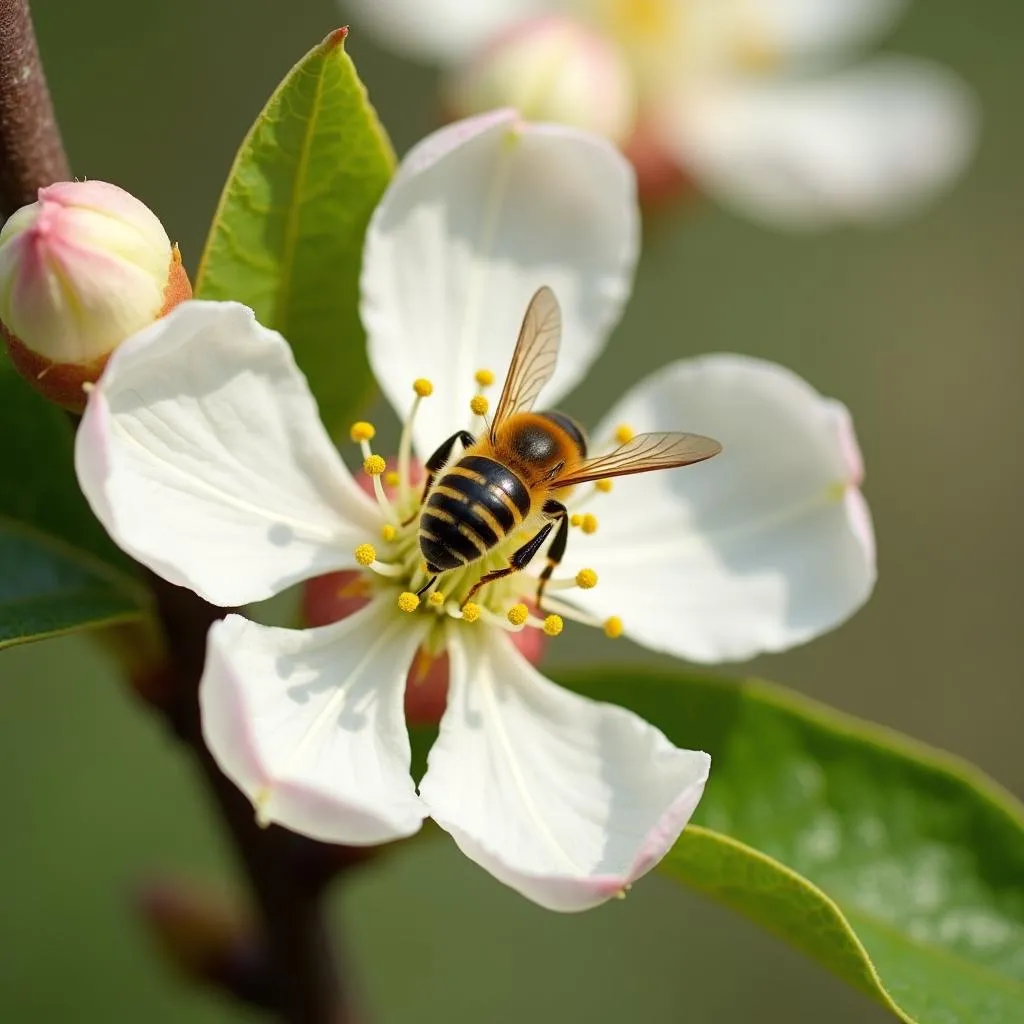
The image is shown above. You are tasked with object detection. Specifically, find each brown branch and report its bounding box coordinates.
[153,576,355,1024]
[0,0,69,216]
[1,6,354,1020]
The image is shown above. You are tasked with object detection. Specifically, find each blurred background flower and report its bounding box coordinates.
[344,0,977,226]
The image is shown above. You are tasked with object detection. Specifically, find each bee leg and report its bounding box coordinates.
[416,574,439,598]
[534,500,569,613]
[461,520,556,607]
[401,430,475,526]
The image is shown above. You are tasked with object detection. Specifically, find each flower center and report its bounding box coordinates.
[347,375,625,653]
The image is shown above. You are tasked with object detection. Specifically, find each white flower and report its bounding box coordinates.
[74,111,874,911]
[345,0,977,228]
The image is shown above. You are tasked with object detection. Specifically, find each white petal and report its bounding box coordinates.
[660,58,976,229]
[362,110,638,453]
[566,355,875,662]
[419,626,710,912]
[344,0,546,62]
[742,0,907,59]
[75,301,380,606]
[200,602,429,844]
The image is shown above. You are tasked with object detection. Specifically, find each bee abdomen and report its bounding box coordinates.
[419,456,530,570]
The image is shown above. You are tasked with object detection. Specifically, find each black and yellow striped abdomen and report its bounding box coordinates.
[419,454,532,572]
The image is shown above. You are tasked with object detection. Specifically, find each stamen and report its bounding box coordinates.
[614,423,635,445]
[475,368,495,387]
[353,543,404,578]
[595,479,613,493]
[535,594,604,629]
[580,513,599,535]
[540,567,599,592]
[350,421,376,442]
[570,514,583,528]
[604,616,624,639]
[506,603,529,627]
[381,523,398,542]
[542,614,564,636]
[398,379,433,505]
[397,592,420,613]
[428,591,446,608]
[460,602,481,623]
[385,470,400,488]
[358,449,395,521]
[470,394,489,416]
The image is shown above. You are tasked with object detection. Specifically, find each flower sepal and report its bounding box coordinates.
[0,180,192,410]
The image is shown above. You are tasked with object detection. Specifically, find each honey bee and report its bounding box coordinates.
[416,286,722,607]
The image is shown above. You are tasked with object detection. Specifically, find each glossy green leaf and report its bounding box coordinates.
[194,28,394,438]
[0,370,148,648]
[557,668,1024,1023]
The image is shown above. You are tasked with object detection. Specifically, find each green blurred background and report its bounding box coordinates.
[2,0,1021,1020]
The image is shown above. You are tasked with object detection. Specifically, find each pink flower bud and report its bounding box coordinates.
[0,180,191,410]
[445,16,637,144]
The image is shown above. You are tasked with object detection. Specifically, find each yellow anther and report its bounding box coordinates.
[349,421,376,443]
[507,603,529,627]
[363,454,386,476]
[614,424,635,445]
[603,616,624,639]
[474,368,495,387]
[576,568,598,589]
[397,592,420,613]
[461,602,481,623]
[354,543,376,567]
[470,394,489,416]
[570,514,583,528]
[581,513,599,535]
[385,470,401,488]
[595,479,613,493]
[428,591,445,607]
[543,614,564,637]
[419,561,429,573]
[413,378,434,397]
[381,523,398,542]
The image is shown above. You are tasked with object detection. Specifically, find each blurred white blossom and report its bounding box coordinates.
[347,0,977,227]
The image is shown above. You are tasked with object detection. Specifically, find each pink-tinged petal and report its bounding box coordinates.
[566,355,875,662]
[200,602,429,845]
[419,625,710,912]
[343,0,547,62]
[658,58,976,229]
[361,110,638,454]
[75,301,380,607]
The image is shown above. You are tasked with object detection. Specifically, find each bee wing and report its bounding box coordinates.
[490,286,562,443]
[551,432,722,487]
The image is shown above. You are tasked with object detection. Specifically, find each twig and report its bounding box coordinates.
[0,0,69,216]
[154,577,353,1024]
[0,4,354,1020]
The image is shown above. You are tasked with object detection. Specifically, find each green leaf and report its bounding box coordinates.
[0,370,148,648]
[194,28,394,439]
[559,668,1024,1024]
